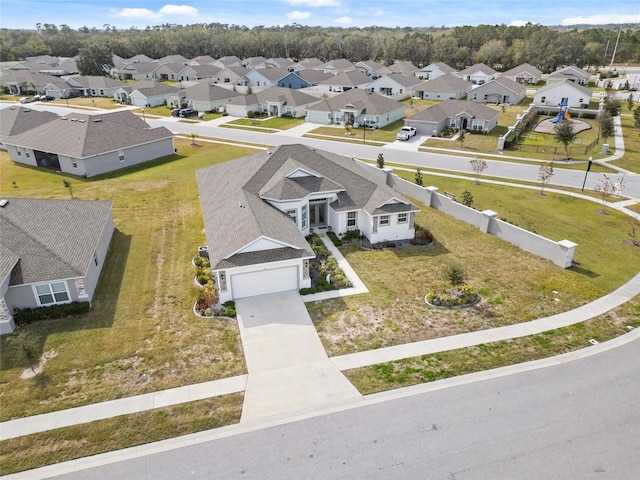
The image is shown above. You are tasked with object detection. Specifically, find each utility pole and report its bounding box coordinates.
[608,26,622,73]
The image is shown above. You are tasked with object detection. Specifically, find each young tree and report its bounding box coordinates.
[538,162,554,195]
[627,93,634,111]
[554,120,577,160]
[599,110,615,145]
[594,174,617,214]
[189,132,198,145]
[461,189,474,207]
[414,168,423,186]
[457,129,467,148]
[62,179,74,199]
[377,153,385,169]
[469,158,488,185]
[9,331,42,375]
[634,106,640,129]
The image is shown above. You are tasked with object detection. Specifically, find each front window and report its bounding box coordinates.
[347,211,357,227]
[34,282,70,306]
[118,150,125,162]
[379,215,390,226]
[286,208,297,225]
[397,213,408,224]
[301,204,308,229]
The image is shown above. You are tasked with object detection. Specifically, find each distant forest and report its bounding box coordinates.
[1,22,639,73]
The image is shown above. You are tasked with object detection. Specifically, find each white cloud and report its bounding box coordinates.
[287,10,311,20]
[111,8,162,20]
[561,13,640,26]
[159,5,199,17]
[372,9,385,17]
[509,20,527,27]
[284,0,341,7]
[336,16,352,24]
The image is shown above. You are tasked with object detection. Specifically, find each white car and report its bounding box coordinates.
[396,126,417,141]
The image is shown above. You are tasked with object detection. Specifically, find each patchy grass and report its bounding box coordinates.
[48,97,123,110]
[225,117,304,130]
[0,138,253,422]
[309,180,640,357]
[307,119,405,143]
[344,299,640,394]
[0,393,243,475]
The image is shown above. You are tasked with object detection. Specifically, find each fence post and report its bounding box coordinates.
[425,186,439,207]
[479,210,497,233]
[556,239,578,268]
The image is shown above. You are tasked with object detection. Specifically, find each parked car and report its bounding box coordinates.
[19,97,34,104]
[38,95,55,101]
[171,108,181,117]
[179,108,198,118]
[396,126,417,141]
[363,119,379,129]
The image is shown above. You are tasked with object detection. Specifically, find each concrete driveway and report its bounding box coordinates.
[236,291,360,421]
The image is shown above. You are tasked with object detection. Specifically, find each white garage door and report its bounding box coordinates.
[230,266,298,299]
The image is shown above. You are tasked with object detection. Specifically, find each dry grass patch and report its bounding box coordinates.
[0,393,243,476]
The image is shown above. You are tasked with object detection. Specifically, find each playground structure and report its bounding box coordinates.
[551,100,571,123]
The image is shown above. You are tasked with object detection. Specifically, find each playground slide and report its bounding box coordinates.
[551,110,565,123]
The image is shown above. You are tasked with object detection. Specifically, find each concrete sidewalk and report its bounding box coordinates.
[332,273,640,370]
[236,291,361,421]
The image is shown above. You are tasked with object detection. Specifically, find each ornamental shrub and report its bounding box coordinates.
[14,301,91,327]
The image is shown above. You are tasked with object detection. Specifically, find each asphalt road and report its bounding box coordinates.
[51,333,640,480]
[157,120,640,200]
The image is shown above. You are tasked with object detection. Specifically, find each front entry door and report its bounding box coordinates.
[309,202,326,228]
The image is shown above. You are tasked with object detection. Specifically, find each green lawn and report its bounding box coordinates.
[226,116,305,130]
[0,139,254,422]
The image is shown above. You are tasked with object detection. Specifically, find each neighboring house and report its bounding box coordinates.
[467,77,526,105]
[366,73,422,97]
[152,63,185,81]
[533,80,593,108]
[189,55,216,66]
[0,106,59,149]
[123,54,155,64]
[547,65,591,86]
[293,57,323,71]
[42,79,75,99]
[388,61,419,76]
[243,56,268,70]
[277,71,314,90]
[404,99,499,136]
[295,69,334,86]
[113,80,157,103]
[64,75,126,97]
[415,61,457,80]
[129,82,181,107]
[196,144,419,302]
[178,64,222,82]
[266,57,296,70]
[0,71,59,94]
[3,110,174,178]
[316,59,357,75]
[316,70,371,93]
[355,60,392,79]
[413,73,472,100]
[306,88,405,128]
[183,82,243,112]
[226,86,319,118]
[498,63,543,84]
[156,54,188,65]
[454,63,497,85]
[0,197,114,334]
[245,67,290,87]
[212,56,243,69]
[114,62,159,81]
[215,66,249,86]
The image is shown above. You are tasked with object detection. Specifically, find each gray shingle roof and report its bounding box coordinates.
[407,99,498,122]
[0,106,59,138]
[500,63,543,79]
[66,75,126,89]
[309,89,404,115]
[414,73,471,92]
[5,110,173,158]
[185,82,243,102]
[320,70,371,86]
[196,144,417,270]
[0,198,113,285]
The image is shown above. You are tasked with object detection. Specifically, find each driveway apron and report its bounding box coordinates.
[236,291,361,421]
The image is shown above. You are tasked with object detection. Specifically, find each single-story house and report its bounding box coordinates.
[547,65,591,86]
[114,62,158,81]
[178,64,222,82]
[266,57,296,70]
[316,70,371,94]
[156,54,188,65]
[467,77,526,105]
[64,75,127,97]
[41,80,75,99]
[388,61,419,76]
[277,71,314,90]
[295,69,335,87]
[112,80,156,103]
[0,106,59,149]
[533,80,593,108]
[355,60,392,79]
[0,197,114,334]
[498,63,543,84]
[152,63,186,81]
[404,99,499,136]
[226,86,319,118]
[3,110,174,177]
[196,144,419,302]
[306,88,405,128]
[0,71,59,94]
[215,66,249,86]
[183,82,243,113]
[454,63,497,85]
[245,67,290,88]
[293,57,323,72]
[415,61,456,80]
[242,56,268,70]
[316,59,357,75]
[366,73,422,97]
[212,56,243,69]
[189,55,216,66]
[413,73,472,100]
[129,82,181,107]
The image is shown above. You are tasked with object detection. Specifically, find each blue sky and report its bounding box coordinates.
[1,0,638,30]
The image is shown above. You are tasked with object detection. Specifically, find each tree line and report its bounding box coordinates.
[1,22,639,73]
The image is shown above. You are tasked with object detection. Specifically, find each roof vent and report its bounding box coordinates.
[93,118,102,123]
[0,199,8,208]
[60,117,68,120]
[78,119,86,123]
[70,118,78,122]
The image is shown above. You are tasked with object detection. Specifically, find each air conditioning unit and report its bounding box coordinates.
[198,246,209,259]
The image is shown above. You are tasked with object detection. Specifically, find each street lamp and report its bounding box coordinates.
[141,107,146,123]
[63,89,69,107]
[362,121,366,144]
